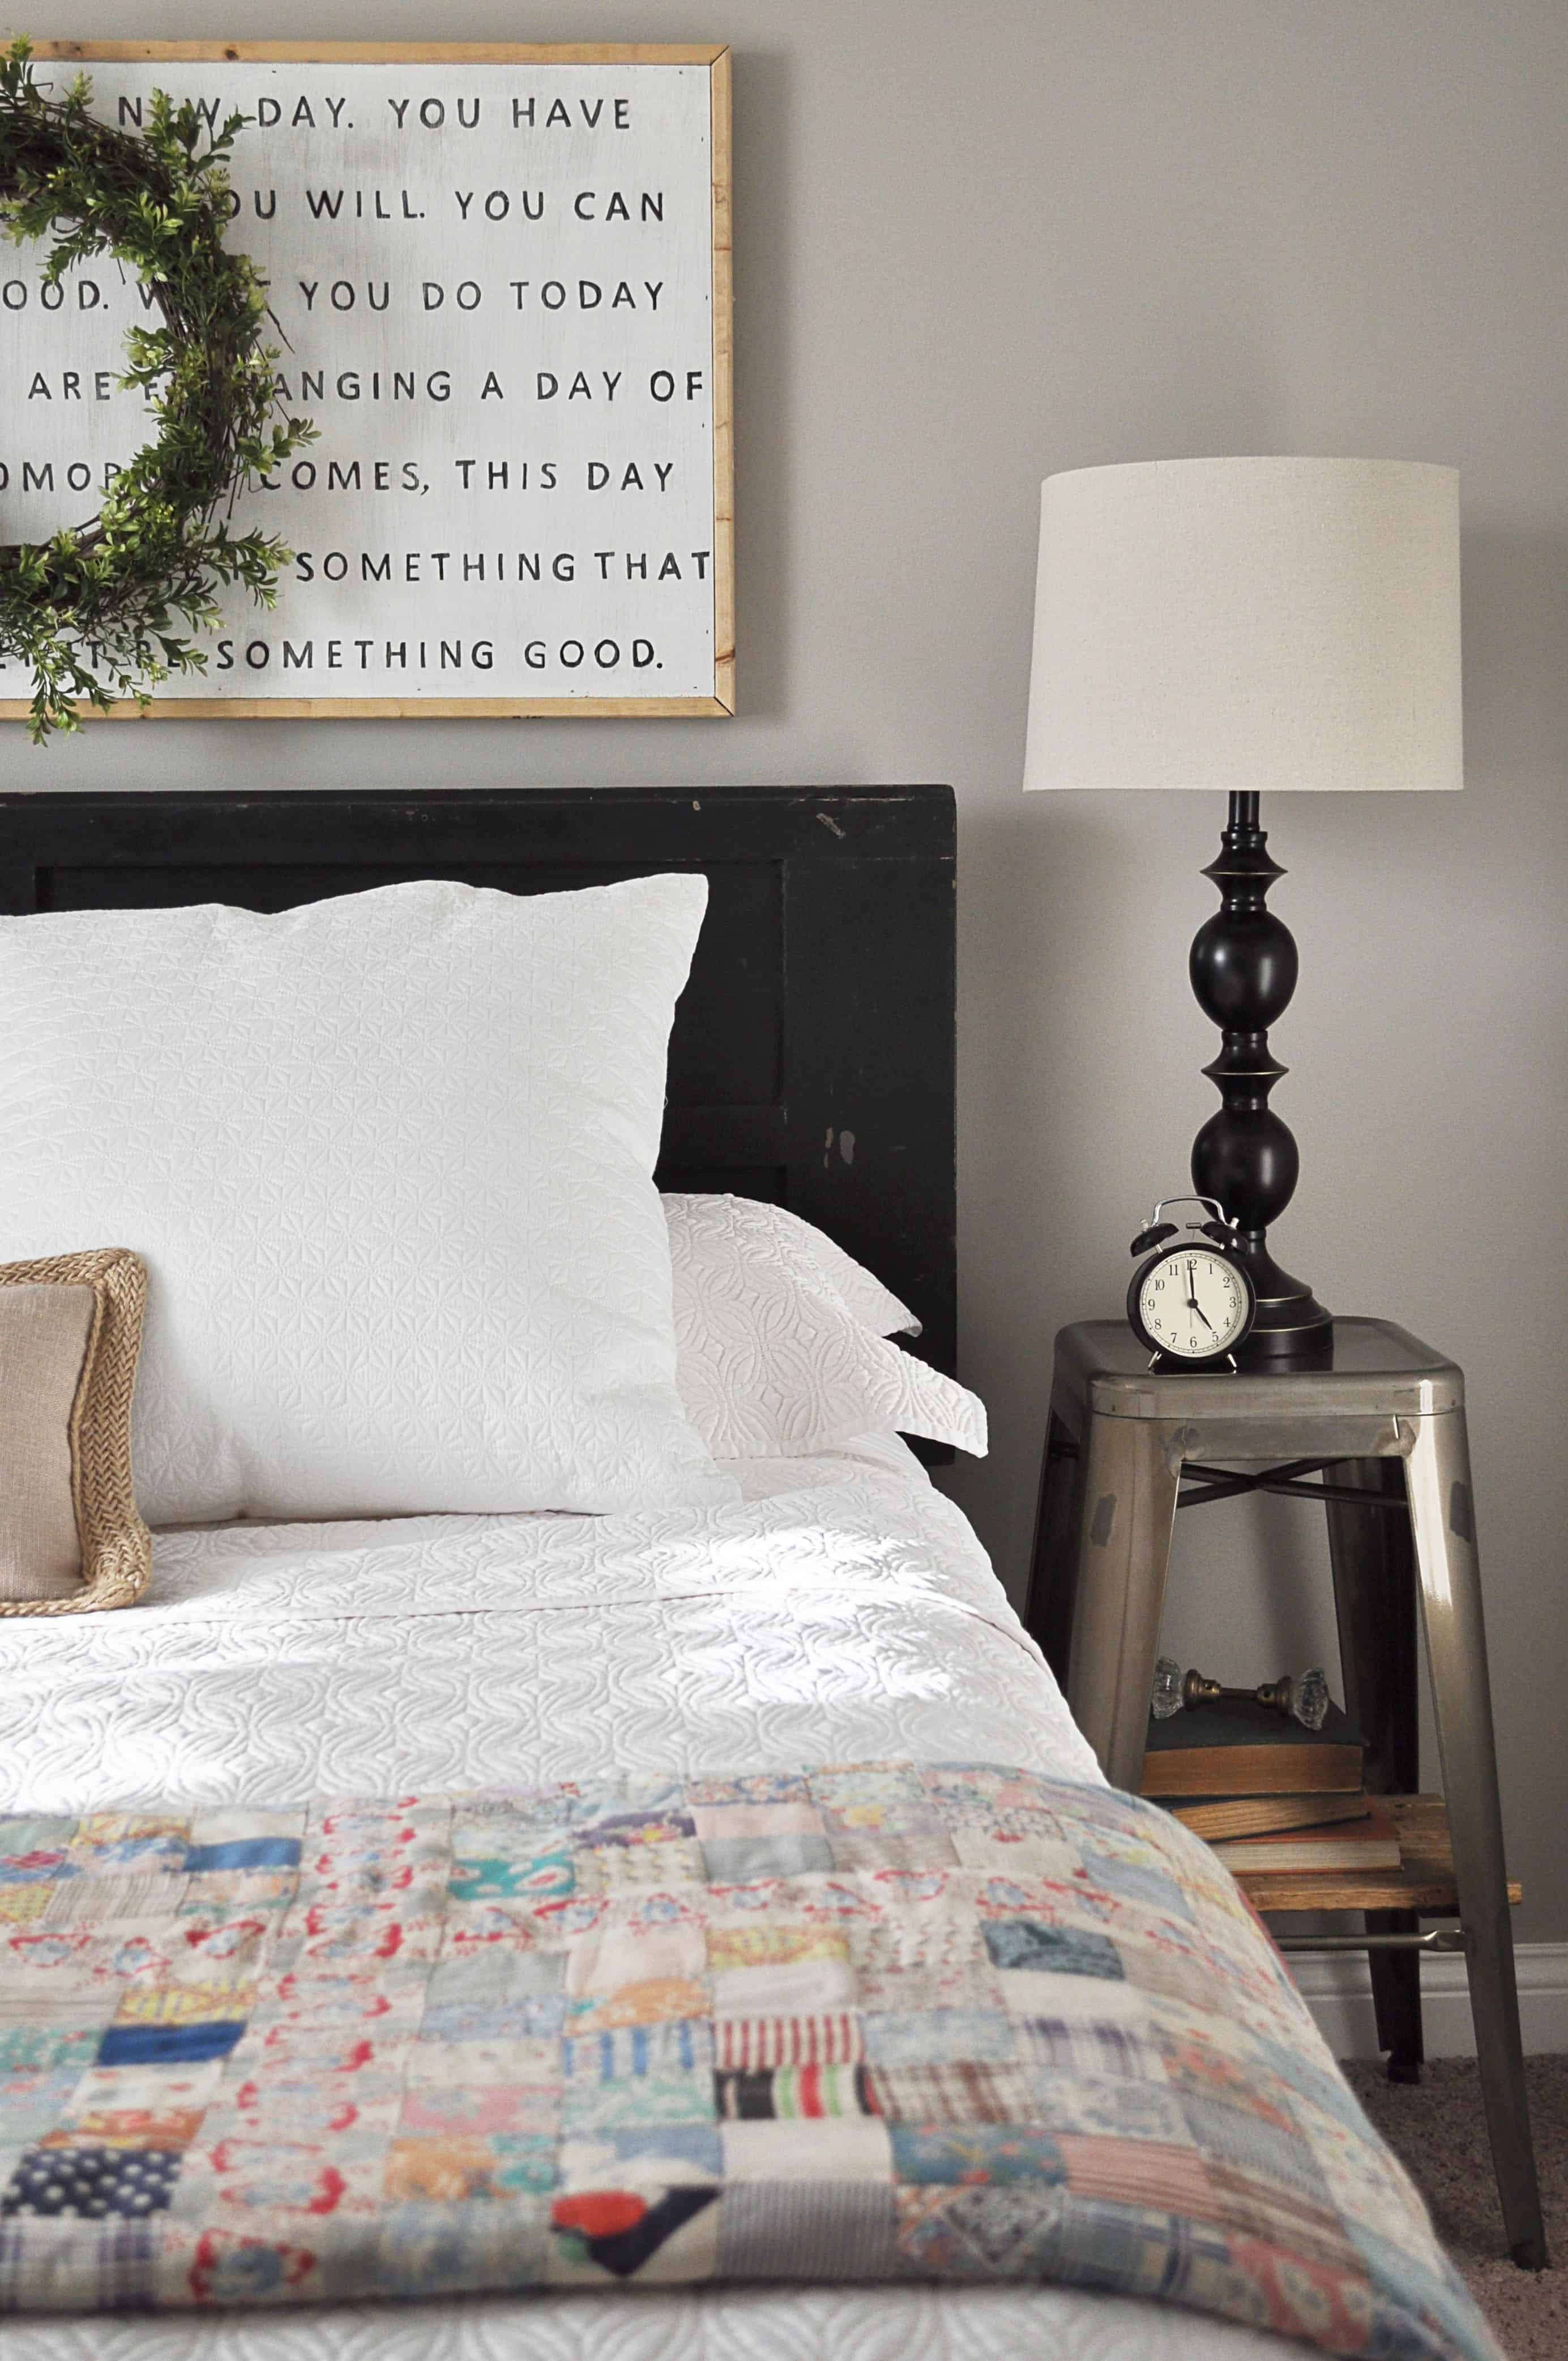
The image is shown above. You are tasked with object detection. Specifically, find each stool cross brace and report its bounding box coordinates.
[1177,1458,1414,1513]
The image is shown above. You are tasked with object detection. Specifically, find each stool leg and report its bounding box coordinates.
[1405,1411,1547,2270]
[1025,1406,1085,1685]
[1065,1413,1182,1792]
[1325,1458,1424,2082]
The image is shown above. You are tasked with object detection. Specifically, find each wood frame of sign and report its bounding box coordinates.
[3,41,734,720]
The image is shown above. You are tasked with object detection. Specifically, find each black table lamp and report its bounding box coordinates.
[1023,456,1463,1361]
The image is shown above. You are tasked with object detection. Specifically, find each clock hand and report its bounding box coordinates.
[1184,1258,1215,1335]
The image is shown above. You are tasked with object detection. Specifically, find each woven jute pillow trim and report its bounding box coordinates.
[0,1248,152,1615]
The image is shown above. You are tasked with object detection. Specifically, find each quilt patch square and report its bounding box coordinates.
[97,2022,246,2069]
[548,2182,720,2283]
[558,2121,723,2188]
[1117,1938,1238,2016]
[113,1980,257,2030]
[318,2196,550,2301]
[690,1801,826,1842]
[559,2020,715,2137]
[569,1794,703,1889]
[1028,2073,1189,2144]
[922,1772,1076,1875]
[1029,2189,1231,2302]
[0,1890,52,1927]
[0,2214,161,2310]
[396,2080,559,2142]
[0,2027,98,2079]
[421,1948,567,2045]
[561,2021,713,2084]
[890,2123,1067,2188]
[567,1980,709,2035]
[566,1921,706,1997]
[712,2013,863,2070]
[2,2141,184,2219]
[449,1841,575,1903]
[174,1871,295,1917]
[185,1808,307,1846]
[720,2115,892,2183]
[1082,1847,1195,1924]
[574,1839,708,1895]
[861,2008,1016,2068]
[1020,2014,1163,2081]
[41,1877,185,1926]
[1179,2090,1337,2204]
[895,2179,1067,2279]
[917,1766,1060,1829]
[808,1767,958,1871]
[862,2060,1036,2124]
[713,2063,872,2121]
[0,1771,1503,2358]
[0,1850,74,1892]
[60,2060,221,2149]
[982,1921,1124,1979]
[701,1834,835,1881]
[0,2069,86,2147]
[183,1839,300,1875]
[853,1952,1001,2018]
[1198,2158,1367,2272]
[684,1774,813,1809]
[383,2131,554,2204]
[712,1955,855,2016]
[706,1922,847,1973]
[66,1818,189,1878]
[1054,2132,1219,2218]
[718,2176,899,2278]
[0,1817,78,1863]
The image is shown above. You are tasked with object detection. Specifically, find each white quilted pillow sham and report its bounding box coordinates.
[664,1194,988,1459]
[0,875,734,1524]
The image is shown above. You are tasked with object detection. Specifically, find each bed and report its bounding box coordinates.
[0,788,1497,2361]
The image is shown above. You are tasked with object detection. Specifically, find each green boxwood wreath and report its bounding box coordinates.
[0,39,314,740]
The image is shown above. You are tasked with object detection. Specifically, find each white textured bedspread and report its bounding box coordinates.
[0,1438,1308,2360]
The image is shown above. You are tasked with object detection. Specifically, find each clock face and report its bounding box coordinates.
[1137,1246,1251,1359]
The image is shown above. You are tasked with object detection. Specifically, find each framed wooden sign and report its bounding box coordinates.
[0,41,733,719]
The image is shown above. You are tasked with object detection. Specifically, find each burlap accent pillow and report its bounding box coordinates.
[0,1249,152,1615]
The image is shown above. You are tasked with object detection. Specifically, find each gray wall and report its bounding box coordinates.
[18,2,1568,1945]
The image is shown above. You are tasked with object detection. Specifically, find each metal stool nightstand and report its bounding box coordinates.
[1023,1317,1547,2271]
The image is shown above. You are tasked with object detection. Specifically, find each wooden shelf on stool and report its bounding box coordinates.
[1230,1795,1525,1917]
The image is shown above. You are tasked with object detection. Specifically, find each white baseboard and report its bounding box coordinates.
[1291,1940,1568,2059]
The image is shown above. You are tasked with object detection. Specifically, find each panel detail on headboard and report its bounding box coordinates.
[0,788,958,1384]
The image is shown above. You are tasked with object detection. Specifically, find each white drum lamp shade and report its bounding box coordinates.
[1022,456,1463,795]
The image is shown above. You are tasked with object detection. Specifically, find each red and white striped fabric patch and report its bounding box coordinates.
[712,2012,863,2069]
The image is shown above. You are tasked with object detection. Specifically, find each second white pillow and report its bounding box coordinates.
[665,1195,988,1461]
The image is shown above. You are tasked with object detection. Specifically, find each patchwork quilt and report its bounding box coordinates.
[0,1763,1498,2358]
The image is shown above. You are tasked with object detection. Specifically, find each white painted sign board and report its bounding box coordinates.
[0,41,734,718]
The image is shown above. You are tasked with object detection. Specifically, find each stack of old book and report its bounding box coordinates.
[1141,1697,1402,1875]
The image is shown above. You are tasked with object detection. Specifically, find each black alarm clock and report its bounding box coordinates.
[1127,1195,1257,1367]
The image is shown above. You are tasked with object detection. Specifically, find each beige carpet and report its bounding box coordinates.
[1341,2055,1567,2359]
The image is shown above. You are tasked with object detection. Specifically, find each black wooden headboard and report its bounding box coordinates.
[0,786,958,1385]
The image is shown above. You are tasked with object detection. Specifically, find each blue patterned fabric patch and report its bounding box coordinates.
[183,1839,300,1874]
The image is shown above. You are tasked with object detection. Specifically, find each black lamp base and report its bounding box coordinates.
[1232,1250,1333,1363]
[1189,791,1331,1368]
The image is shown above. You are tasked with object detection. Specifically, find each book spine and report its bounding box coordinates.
[1171,1793,1370,1841]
